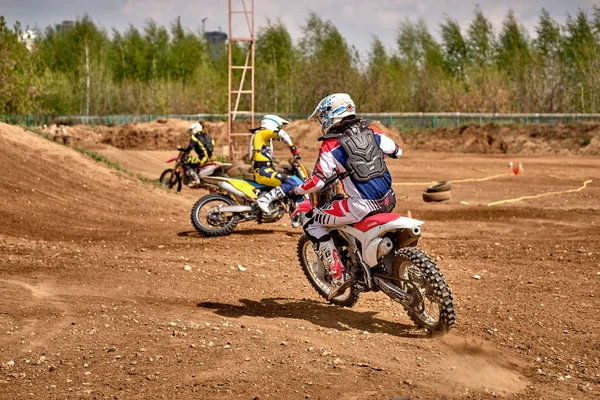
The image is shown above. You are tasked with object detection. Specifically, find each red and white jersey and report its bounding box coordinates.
[295,124,402,200]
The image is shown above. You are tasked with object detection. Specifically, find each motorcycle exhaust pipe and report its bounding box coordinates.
[398,226,422,248]
[218,205,254,213]
[377,237,394,259]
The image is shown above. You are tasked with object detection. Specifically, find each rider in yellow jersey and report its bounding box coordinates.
[249,115,301,214]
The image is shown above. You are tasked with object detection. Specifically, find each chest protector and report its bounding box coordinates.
[196,133,214,158]
[338,121,386,182]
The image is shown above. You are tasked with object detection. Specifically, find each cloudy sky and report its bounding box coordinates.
[2,0,597,55]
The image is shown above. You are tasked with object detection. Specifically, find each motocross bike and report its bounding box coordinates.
[159,150,232,192]
[293,179,456,334]
[190,153,310,237]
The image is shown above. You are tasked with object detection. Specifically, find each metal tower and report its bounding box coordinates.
[227,0,255,160]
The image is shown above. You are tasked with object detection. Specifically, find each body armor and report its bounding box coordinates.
[338,120,386,182]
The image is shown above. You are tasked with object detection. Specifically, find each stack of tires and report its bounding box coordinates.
[422,181,452,202]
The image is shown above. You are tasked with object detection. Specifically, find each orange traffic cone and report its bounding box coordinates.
[509,160,523,175]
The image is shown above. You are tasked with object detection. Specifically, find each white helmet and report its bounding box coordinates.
[310,93,356,134]
[189,122,203,135]
[260,114,289,131]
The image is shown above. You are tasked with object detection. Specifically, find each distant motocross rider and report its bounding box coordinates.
[288,93,403,299]
[180,122,215,188]
[249,114,301,214]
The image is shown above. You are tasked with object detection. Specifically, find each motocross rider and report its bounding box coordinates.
[288,93,403,298]
[180,122,215,188]
[250,114,301,214]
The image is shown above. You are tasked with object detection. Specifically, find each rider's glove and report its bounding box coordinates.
[177,146,185,151]
[290,145,301,160]
[288,187,303,202]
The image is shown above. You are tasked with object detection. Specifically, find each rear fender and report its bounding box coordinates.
[337,217,424,267]
[198,164,218,177]
[203,176,258,200]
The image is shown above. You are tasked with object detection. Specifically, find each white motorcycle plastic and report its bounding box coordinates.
[293,182,456,333]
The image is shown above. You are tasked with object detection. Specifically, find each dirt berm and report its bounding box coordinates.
[54,119,600,156]
[0,123,191,241]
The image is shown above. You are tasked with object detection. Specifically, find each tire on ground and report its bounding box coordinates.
[423,190,451,202]
[426,181,452,193]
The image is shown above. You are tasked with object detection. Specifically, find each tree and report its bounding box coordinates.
[562,9,599,111]
[440,17,469,77]
[497,10,531,74]
[467,6,496,67]
[396,18,444,111]
[532,8,565,112]
[0,17,38,113]
[497,10,532,111]
[168,17,204,82]
[255,19,296,112]
[38,15,111,114]
[296,12,360,113]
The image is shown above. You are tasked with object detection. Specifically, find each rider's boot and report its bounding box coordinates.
[185,166,201,188]
[314,239,354,300]
[255,186,285,214]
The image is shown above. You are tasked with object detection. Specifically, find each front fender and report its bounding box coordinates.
[291,199,312,218]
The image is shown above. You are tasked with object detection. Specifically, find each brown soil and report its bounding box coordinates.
[46,119,255,153]
[401,122,600,155]
[48,118,600,158]
[1,122,599,399]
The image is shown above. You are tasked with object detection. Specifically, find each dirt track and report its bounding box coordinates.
[1,122,599,399]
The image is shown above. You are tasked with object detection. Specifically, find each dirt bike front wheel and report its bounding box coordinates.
[190,194,239,237]
[392,247,456,333]
[297,235,360,307]
[159,169,182,192]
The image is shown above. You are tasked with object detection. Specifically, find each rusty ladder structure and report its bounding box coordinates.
[227,0,255,161]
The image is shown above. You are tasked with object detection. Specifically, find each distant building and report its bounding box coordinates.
[204,31,227,61]
[19,29,36,51]
[56,20,74,33]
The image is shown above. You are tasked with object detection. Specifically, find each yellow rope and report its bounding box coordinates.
[487,180,593,206]
[453,173,512,183]
[393,173,511,186]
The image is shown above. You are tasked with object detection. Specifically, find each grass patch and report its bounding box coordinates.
[74,145,128,172]
[214,154,229,163]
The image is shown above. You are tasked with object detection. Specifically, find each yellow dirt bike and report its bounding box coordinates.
[190,157,310,237]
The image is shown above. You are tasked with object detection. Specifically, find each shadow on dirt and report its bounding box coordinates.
[177,231,203,238]
[178,228,304,238]
[198,297,427,339]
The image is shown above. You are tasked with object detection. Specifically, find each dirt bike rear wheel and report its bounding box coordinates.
[297,235,360,307]
[392,247,456,333]
[190,194,239,237]
[159,169,182,192]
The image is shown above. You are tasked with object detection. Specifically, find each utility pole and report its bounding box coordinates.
[201,17,207,34]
